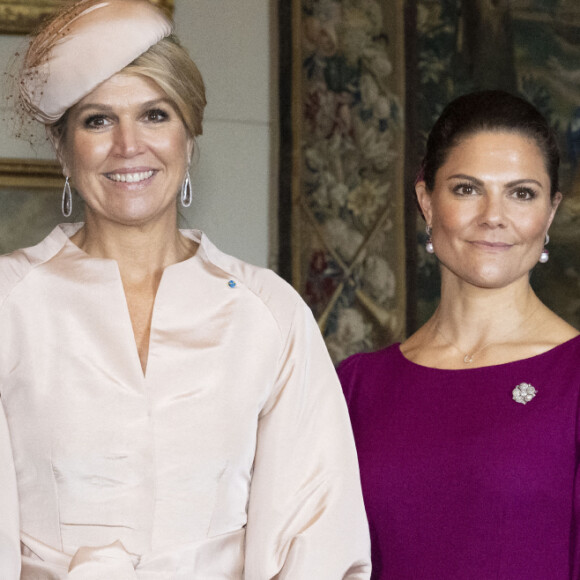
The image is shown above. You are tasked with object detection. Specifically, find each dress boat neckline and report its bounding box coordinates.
[394,333,580,373]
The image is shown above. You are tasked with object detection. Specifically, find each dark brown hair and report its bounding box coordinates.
[422,90,560,199]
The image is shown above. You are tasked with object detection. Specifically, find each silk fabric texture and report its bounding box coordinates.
[0,224,371,579]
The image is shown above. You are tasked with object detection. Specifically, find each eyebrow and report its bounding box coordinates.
[73,98,176,116]
[447,173,544,188]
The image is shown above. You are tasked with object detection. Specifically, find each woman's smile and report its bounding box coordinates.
[105,169,156,183]
[469,240,513,250]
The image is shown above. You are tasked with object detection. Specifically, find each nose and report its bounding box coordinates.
[113,120,142,157]
[478,193,507,228]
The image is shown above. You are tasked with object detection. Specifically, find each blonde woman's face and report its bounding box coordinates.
[58,73,193,228]
[416,131,561,290]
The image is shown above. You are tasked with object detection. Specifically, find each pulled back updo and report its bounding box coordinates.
[421,90,560,200]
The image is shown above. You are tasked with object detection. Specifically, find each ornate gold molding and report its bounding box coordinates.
[0,0,174,35]
[0,159,62,189]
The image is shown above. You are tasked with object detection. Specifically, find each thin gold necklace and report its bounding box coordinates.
[433,304,540,365]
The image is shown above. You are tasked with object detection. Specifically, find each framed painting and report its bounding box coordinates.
[279,0,409,364]
[0,0,174,189]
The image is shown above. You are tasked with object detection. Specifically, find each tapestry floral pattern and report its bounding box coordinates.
[416,0,580,328]
[297,0,406,363]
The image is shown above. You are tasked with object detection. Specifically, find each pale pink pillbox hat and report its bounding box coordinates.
[19,0,173,123]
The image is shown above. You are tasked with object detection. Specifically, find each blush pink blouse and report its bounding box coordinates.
[0,224,370,579]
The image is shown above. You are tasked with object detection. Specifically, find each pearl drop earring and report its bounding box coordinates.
[539,233,549,264]
[425,225,434,254]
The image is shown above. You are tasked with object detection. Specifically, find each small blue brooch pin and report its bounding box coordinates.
[228,280,237,288]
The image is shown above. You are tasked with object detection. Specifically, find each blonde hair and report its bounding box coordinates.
[125,34,206,138]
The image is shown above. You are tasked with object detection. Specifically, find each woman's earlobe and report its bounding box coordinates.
[46,126,70,176]
[57,156,70,179]
[547,191,563,228]
[187,137,195,162]
[47,141,65,176]
[415,181,433,223]
[54,148,70,179]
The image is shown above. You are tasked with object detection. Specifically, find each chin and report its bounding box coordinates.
[464,269,530,290]
[113,213,169,228]
[92,200,177,228]
[442,260,531,290]
[471,278,515,290]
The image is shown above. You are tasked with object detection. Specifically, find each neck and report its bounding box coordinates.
[433,269,540,353]
[70,211,196,282]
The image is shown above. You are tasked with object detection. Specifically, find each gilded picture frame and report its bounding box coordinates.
[0,0,174,189]
[0,0,174,34]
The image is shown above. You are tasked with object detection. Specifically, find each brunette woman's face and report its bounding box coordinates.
[57,73,193,228]
[416,131,561,290]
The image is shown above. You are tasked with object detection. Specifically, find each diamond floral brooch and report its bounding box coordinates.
[512,383,537,405]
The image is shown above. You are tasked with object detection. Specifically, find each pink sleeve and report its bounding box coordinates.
[244,302,371,579]
[0,399,20,579]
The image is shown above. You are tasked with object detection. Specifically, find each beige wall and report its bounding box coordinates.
[0,0,277,268]
[175,0,277,268]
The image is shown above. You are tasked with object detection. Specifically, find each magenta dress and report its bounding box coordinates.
[338,337,580,579]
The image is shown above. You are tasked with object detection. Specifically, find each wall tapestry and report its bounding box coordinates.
[414,0,580,328]
[280,0,407,364]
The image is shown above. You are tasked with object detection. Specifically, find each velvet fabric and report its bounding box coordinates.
[339,340,580,579]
